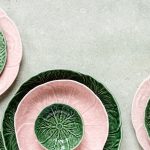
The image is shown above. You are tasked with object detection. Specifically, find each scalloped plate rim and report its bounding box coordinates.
[2,69,122,150]
[132,76,150,149]
[0,8,22,95]
[14,80,109,150]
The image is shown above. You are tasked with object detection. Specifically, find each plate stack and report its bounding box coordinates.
[0,70,122,150]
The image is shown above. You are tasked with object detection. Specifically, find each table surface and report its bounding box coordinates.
[0,0,150,149]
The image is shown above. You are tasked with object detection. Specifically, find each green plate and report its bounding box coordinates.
[145,99,150,136]
[0,131,5,150]
[0,32,7,74]
[2,70,122,150]
[35,103,84,150]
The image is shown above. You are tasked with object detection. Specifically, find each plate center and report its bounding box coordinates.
[34,103,84,150]
[56,123,63,130]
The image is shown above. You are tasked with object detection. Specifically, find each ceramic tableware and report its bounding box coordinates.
[0,131,5,150]
[132,76,150,149]
[0,8,22,95]
[145,98,150,137]
[35,103,84,150]
[0,32,7,74]
[14,80,109,150]
[2,70,122,150]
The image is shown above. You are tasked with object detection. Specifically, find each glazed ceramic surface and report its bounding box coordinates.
[15,80,108,150]
[0,8,22,95]
[145,99,150,137]
[35,103,84,150]
[132,76,150,149]
[0,131,5,150]
[2,70,121,150]
[0,32,7,74]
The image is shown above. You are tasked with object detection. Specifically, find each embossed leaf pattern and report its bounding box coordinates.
[2,70,121,150]
[0,32,7,74]
[145,99,150,137]
[35,104,83,150]
[0,131,5,150]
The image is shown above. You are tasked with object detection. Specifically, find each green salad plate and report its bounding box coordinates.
[35,103,84,150]
[1,70,122,150]
[0,32,7,74]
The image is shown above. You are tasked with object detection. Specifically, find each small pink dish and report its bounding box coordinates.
[0,8,22,95]
[132,76,150,149]
[15,80,109,150]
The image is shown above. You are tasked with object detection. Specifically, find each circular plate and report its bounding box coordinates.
[0,32,7,74]
[132,76,150,149]
[0,8,22,95]
[35,103,84,150]
[2,70,122,150]
[15,80,108,150]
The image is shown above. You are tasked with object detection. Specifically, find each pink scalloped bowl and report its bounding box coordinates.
[0,8,22,95]
[15,80,109,150]
[132,76,150,149]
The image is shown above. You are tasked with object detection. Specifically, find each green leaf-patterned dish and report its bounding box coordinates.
[145,99,150,136]
[2,70,122,150]
[0,32,7,74]
[35,103,84,150]
[0,131,5,150]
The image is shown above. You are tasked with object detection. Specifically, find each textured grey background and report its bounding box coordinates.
[0,0,150,149]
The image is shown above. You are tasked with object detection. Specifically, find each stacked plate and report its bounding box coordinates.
[0,70,122,150]
[132,76,150,149]
[0,8,22,95]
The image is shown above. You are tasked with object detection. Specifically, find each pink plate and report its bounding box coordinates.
[132,76,150,149]
[0,8,22,95]
[15,80,109,150]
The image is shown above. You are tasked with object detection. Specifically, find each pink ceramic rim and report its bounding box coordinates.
[0,8,22,95]
[132,76,150,149]
[15,80,109,150]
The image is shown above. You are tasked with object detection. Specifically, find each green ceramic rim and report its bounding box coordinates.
[2,70,122,150]
[0,131,5,150]
[0,31,7,74]
[35,103,84,150]
[145,98,150,136]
